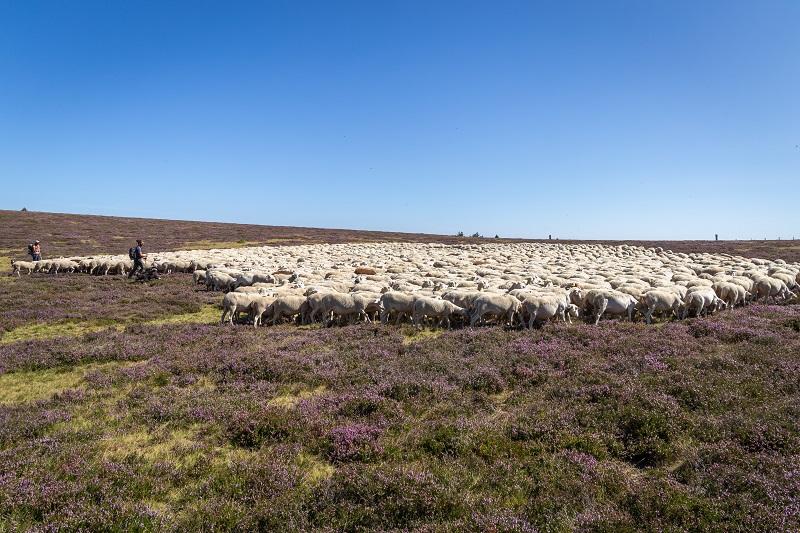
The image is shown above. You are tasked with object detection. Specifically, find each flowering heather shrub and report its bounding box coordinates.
[311,464,463,529]
[0,272,798,529]
[324,423,384,462]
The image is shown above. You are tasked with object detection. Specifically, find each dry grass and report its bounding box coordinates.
[401,327,445,345]
[296,452,336,484]
[268,384,327,408]
[146,304,220,326]
[100,425,201,462]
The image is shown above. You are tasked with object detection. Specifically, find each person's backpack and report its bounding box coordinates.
[129,247,136,260]
[27,244,34,255]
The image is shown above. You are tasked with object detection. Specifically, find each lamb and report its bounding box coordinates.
[251,272,275,284]
[565,303,581,323]
[379,291,417,325]
[304,291,334,324]
[78,258,96,273]
[728,276,754,292]
[469,294,522,327]
[249,296,276,328]
[685,279,714,289]
[440,290,483,311]
[584,289,638,325]
[267,295,307,325]
[681,292,706,318]
[712,281,748,308]
[770,271,798,291]
[233,273,257,288]
[33,260,52,273]
[234,286,270,294]
[206,271,237,292]
[48,259,80,274]
[103,261,129,276]
[193,270,207,285]
[752,277,793,303]
[638,290,683,324]
[316,293,374,325]
[521,295,568,328]
[220,292,257,325]
[411,297,468,329]
[10,260,36,276]
[681,287,727,318]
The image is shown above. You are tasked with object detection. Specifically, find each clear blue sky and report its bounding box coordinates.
[1,1,798,239]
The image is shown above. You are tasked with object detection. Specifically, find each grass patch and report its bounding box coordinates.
[147,304,220,325]
[0,305,221,344]
[401,327,445,345]
[0,255,12,273]
[297,452,335,484]
[0,361,132,404]
[100,425,201,463]
[0,319,119,344]
[268,384,327,408]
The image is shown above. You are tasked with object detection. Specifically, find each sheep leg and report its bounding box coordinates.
[470,310,481,327]
[594,299,608,325]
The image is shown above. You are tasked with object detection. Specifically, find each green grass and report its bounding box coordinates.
[0,319,119,344]
[0,304,220,344]
[0,361,133,404]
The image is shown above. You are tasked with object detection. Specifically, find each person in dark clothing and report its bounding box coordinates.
[128,239,146,278]
[30,240,42,261]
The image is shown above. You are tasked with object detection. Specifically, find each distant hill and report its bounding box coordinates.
[1,209,798,262]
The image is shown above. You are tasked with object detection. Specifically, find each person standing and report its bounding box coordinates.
[29,240,42,261]
[128,239,146,278]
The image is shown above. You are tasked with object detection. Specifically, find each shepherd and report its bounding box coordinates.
[128,239,147,278]
[28,240,42,261]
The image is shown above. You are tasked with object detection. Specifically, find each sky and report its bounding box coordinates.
[1,1,798,240]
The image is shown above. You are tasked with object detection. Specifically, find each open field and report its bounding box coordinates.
[1,211,799,530]
[4,209,800,263]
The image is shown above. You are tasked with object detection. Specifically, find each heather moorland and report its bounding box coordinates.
[1,211,798,531]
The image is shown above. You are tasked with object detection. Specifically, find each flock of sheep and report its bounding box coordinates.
[15,242,800,329]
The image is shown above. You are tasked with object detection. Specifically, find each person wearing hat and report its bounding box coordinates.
[128,239,147,278]
[29,240,42,261]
